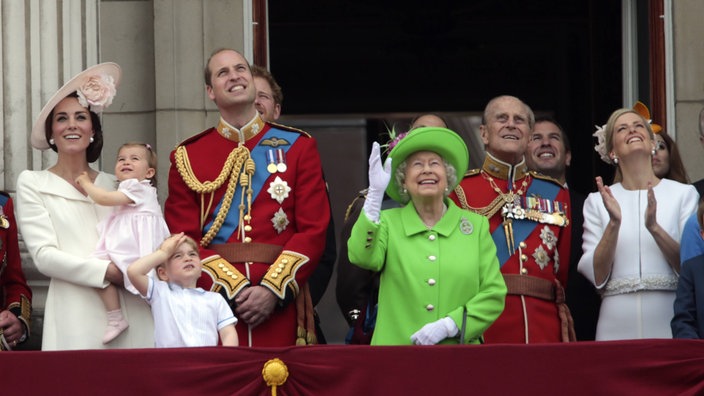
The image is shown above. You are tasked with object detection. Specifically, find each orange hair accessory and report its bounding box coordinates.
[633,101,662,134]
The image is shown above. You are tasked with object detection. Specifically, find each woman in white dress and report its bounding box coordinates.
[16,63,154,350]
[578,108,699,340]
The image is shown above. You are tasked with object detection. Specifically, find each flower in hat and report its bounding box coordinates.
[380,124,408,154]
[592,123,611,164]
[384,126,469,203]
[76,74,117,113]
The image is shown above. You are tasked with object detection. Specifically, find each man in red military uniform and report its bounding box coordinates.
[165,48,330,347]
[450,95,573,343]
[0,192,32,350]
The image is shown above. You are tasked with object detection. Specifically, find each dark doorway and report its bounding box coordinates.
[269,0,622,194]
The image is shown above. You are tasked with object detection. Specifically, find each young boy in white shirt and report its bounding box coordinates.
[128,232,238,347]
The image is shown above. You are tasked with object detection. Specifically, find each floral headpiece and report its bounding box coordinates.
[592,124,611,164]
[594,101,661,165]
[381,124,408,154]
[31,62,122,151]
[76,73,117,113]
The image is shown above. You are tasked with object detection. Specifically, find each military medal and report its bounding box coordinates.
[521,195,569,227]
[267,176,291,204]
[482,171,530,255]
[266,150,278,173]
[271,208,289,234]
[276,149,287,173]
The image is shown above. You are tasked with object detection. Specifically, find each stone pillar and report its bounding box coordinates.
[0,0,100,349]
[152,0,250,194]
[672,0,704,183]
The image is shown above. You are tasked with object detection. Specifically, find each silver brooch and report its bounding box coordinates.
[459,217,473,235]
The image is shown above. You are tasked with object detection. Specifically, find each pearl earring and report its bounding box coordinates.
[402,188,407,194]
[651,148,656,156]
[613,157,619,164]
[49,138,55,145]
[89,137,94,143]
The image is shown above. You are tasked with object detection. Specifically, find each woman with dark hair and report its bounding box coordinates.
[651,131,689,183]
[16,63,154,350]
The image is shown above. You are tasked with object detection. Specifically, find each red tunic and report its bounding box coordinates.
[0,193,32,338]
[165,117,330,347]
[450,155,571,343]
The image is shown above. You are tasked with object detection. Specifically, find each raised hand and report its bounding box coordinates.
[363,142,392,222]
[596,176,621,225]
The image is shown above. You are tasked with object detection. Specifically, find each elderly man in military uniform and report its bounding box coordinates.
[450,95,573,343]
[165,49,330,347]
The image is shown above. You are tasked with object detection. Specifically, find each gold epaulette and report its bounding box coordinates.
[268,121,312,138]
[261,251,309,300]
[529,171,566,188]
[201,255,250,299]
[463,168,481,178]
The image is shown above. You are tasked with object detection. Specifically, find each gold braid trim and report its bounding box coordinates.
[7,295,31,337]
[453,185,506,218]
[175,145,254,247]
[201,255,250,299]
[175,145,238,193]
[261,251,308,300]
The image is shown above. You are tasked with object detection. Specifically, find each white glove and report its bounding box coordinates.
[410,317,459,345]
[363,142,392,223]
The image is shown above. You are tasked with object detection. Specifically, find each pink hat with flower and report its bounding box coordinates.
[31,62,121,150]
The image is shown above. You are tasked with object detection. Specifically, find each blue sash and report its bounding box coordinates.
[492,177,560,266]
[204,128,300,244]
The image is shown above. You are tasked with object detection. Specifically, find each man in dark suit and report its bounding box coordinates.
[672,202,704,338]
[525,116,601,341]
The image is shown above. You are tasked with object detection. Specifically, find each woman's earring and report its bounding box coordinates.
[613,157,619,164]
[49,138,55,145]
[651,148,656,156]
[89,136,94,143]
[402,188,407,194]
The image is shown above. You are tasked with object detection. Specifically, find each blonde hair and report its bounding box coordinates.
[158,234,201,274]
[603,109,655,158]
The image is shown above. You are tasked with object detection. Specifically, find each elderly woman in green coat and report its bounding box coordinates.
[348,127,506,345]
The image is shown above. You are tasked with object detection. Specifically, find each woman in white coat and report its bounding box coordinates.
[579,108,699,340]
[16,63,154,350]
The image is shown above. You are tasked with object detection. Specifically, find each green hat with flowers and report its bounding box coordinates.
[385,126,469,203]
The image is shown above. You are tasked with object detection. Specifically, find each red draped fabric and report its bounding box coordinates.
[2,340,704,395]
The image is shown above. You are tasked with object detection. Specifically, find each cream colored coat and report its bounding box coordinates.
[16,170,154,350]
